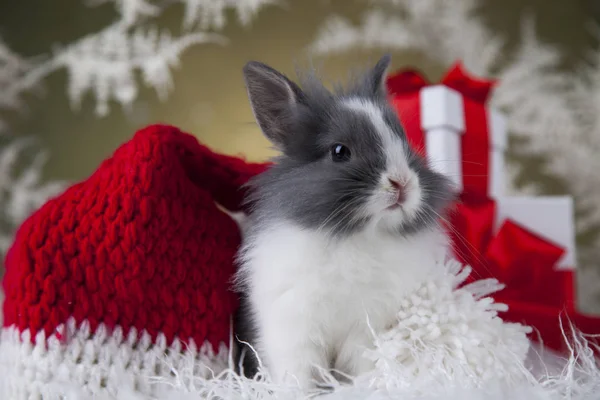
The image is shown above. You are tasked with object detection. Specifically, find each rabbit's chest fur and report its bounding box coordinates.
[239,222,447,384]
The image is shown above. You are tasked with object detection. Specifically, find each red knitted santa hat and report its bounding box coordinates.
[0,124,269,399]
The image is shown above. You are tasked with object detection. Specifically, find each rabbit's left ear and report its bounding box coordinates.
[242,61,306,150]
[364,54,392,97]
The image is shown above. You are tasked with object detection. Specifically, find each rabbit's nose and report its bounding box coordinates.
[388,178,403,189]
[388,178,406,203]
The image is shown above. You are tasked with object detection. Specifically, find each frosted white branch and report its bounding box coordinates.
[309,11,422,56]
[53,24,227,116]
[84,0,160,27]
[309,0,503,75]
[85,0,279,30]
[180,0,278,30]
[0,25,227,118]
[0,0,280,120]
[0,39,56,116]
[1,0,280,120]
[0,138,67,256]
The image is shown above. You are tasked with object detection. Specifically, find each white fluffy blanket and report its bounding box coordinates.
[3,259,600,400]
[100,260,600,400]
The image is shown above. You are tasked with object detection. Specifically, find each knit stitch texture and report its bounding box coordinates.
[2,124,269,351]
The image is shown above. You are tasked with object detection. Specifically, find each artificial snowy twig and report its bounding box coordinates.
[180,0,279,31]
[54,23,227,116]
[0,24,226,119]
[0,138,66,256]
[84,0,160,27]
[309,0,503,76]
[85,0,280,31]
[309,10,422,55]
[0,38,48,126]
[1,0,280,121]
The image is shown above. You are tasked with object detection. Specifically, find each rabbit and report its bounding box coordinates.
[233,54,457,390]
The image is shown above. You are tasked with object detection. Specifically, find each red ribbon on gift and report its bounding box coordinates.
[387,63,600,354]
[386,62,496,197]
[450,191,600,353]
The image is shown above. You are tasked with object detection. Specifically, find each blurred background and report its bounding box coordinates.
[1,0,600,310]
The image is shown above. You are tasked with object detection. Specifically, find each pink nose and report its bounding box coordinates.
[388,178,406,203]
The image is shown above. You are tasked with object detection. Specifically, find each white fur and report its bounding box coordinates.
[237,222,448,388]
[237,97,446,388]
[342,98,411,181]
[343,98,423,229]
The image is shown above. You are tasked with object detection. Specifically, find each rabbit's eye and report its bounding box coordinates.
[331,144,351,162]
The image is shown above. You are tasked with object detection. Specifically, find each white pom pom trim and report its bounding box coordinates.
[2,259,600,400]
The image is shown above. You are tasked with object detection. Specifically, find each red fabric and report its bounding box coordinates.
[440,64,496,104]
[448,192,600,353]
[386,62,496,196]
[2,124,270,351]
[387,70,428,156]
[387,63,600,352]
[505,303,600,352]
[460,95,490,197]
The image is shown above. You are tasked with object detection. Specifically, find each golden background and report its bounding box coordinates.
[0,0,595,181]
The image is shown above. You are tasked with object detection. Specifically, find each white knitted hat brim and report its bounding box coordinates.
[0,318,229,399]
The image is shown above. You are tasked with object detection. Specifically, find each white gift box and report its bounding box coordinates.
[419,85,577,269]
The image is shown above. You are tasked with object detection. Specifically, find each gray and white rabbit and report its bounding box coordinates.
[234,55,456,389]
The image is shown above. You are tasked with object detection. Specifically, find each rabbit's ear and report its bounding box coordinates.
[371,54,392,93]
[360,54,392,97]
[243,61,305,149]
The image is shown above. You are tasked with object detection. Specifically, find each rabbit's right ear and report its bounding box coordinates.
[243,62,305,149]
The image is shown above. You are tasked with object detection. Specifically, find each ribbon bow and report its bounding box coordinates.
[387,62,600,353]
[449,192,600,353]
[386,62,497,102]
[386,62,497,197]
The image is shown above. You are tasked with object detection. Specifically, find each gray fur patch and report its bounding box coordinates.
[242,56,455,238]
